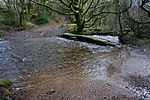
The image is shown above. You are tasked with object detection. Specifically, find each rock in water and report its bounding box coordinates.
[46,89,55,95]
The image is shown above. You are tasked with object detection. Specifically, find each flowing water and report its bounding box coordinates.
[0,34,150,99]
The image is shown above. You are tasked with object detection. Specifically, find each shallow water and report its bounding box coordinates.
[0,36,150,99]
[92,35,119,43]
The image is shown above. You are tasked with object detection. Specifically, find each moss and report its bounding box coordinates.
[24,21,36,28]
[0,79,12,88]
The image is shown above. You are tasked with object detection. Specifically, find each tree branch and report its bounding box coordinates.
[83,0,94,16]
[139,0,150,17]
[31,0,69,15]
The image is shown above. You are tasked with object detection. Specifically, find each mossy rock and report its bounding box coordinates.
[0,79,12,88]
[61,33,121,47]
[24,21,36,28]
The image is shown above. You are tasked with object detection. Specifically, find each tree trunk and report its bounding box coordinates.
[75,13,85,33]
[76,23,84,33]
[19,11,23,27]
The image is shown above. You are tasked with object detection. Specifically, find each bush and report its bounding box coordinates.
[2,10,19,26]
[31,11,51,25]
[34,16,50,25]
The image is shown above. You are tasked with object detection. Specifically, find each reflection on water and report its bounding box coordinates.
[0,37,150,99]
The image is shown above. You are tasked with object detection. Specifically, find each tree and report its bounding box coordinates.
[140,0,150,17]
[112,0,132,38]
[122,0,150,38]
[2,0,34,26]
[31,0,111,33]
[108,0,150,39]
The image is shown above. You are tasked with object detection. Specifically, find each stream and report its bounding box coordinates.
[0,35,150,99]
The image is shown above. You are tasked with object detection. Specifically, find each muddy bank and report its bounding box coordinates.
[13,75,140,100]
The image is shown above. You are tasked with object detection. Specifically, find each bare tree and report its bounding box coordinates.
[122,0,150,38]
[140,0,150,17]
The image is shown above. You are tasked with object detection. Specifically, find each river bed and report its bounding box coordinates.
[0,32,150,99]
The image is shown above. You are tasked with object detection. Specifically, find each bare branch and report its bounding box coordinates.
[31,0,69,15]
[139,0,150,17]
[83,0,94,16]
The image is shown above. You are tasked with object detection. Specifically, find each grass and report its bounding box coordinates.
[0,79,12,88]
[139,39,150,45]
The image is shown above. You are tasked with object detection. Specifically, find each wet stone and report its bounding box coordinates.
[46,89,55,95]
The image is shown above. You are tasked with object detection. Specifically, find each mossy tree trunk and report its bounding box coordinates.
[73,0,85,33]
